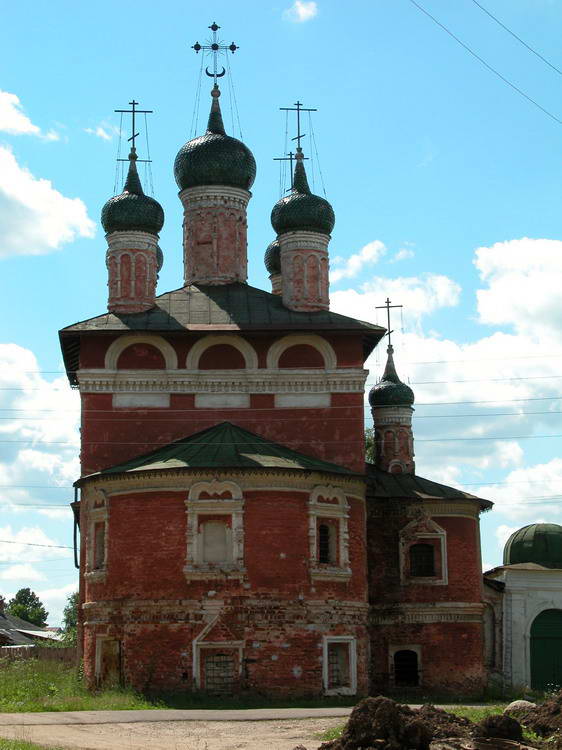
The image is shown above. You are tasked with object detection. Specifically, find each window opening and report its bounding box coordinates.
[202,521,228,563]
[93,523,105,570]
[410,543,435,577]
[394,649,419,686]
[204,651,235,694]
[318,524,331,564]
[327,642,351,689]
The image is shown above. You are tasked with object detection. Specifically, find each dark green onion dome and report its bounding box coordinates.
[271,150,335,236]
[264,239,280,275]
[101,148,164,235]
[174,85,256,191]
[504,523,562,569]
[369,345,415,407]
[156,245,164,272]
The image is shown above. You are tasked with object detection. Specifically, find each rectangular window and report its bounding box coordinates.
[204,651,236,694]
[317,520,338,565]
[202,520,229,563]
[328,642,351,689]
[93,522,106,570]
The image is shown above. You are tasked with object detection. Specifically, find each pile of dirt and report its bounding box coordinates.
[312,697,530,750]
[519,690,562,738]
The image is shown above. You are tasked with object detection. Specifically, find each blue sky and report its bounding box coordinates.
[1,0,562,624]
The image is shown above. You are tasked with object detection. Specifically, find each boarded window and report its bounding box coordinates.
[202,521,229,563]
[327,642,351,689]
[204,651,236,694]
[93,523,105,570]
[318,522,337,564]
[394,649,419,686]
[410,543,435,577]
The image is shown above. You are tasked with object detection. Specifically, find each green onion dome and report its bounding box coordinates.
[369,346,415,407]
[271,150,335,236]
[264,239,280,275]
[101,149,164,235]
[174,86,256,192]
[504,523,562,569]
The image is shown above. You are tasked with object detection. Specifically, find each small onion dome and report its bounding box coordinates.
[369,345,415,407]
[271,150,335,236]
[101,148,164,235]
[264,239,280,275]
[504,523,562,569]
[156,245,164,272]
[174,85,256,191]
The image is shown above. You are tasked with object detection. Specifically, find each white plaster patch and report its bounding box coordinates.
[293,666,303,678]
[113,393,170,409]
[195,393,250,409]
[275,393,330,408]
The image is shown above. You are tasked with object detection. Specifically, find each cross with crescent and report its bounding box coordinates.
[375,297,403,349]
[192,22,239,85]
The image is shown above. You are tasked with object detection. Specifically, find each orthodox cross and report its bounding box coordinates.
[192,22,238,85]
[273,149,309,190]
[115,100,153,163]
[375,298,403,348]
[280,100,317,151]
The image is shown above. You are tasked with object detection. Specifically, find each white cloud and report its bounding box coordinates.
[390,248,415,262]
[0,563,45,582]
[0,525,71,564]
[84,124,120,141]
[495,524,519,549]
[0,145,95,258]
[330,240,386,283]
[283,0,318,22]
[0,91,59,140]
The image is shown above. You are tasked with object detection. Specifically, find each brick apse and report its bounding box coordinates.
[60,78,492,697]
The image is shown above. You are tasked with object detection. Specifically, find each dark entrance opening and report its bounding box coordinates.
[394,649,419,686]
[531,609,562,690]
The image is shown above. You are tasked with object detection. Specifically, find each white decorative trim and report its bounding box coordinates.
[195,394,250,409]
[370,602,484,625]
[106,230,160,248]
[184,481,245,581]
[267,334,337,370]
[186,334,258,371]
[275,393,331,408]
[85,502,109,583]
[322,636,357,695]
[399,515,448,586]
[113,393,170,409]
[192,615,244,689]
[104,334,178,371]
[279,230,331,252]
[309,485,351,581]
[179,184,251,209]
[76,368,367,394]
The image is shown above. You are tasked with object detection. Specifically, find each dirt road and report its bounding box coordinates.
[0,716,343,750]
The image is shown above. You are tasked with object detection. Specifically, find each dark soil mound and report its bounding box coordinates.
[474,715,523,742]
[519,690,562,737]
[417,705,474,739]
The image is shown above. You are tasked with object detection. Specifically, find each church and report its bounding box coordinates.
[60,45,492,696]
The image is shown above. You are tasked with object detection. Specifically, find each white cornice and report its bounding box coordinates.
[76,368,368,394]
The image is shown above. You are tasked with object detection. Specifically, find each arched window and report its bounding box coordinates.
[318,523,337,565]
[394,649,419,686]
[410,543,435,577]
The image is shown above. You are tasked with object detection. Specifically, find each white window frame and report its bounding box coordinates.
[192,615,244,689]
[184,480,245,580]
[85,505,108,582]
[323,636,357,695]
[309,485,351,581]
[399,516,448,586]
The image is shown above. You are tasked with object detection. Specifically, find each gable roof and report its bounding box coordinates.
[366,463,492,511]
[0,611,57,647]
[59,283,385,385]
[77,421,356,484]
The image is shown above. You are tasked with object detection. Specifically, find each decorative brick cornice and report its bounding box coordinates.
[76,368,368,394]
[369,601,484,625]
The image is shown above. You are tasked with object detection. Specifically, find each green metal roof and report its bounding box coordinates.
[78,422,355,483]
[59,282,385,385]
[369,345,415,408]
[271,156,335,236]
[366,463,492,510]
[504,523,562,569]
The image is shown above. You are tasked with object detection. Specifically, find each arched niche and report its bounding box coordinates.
[267,334,337,370]
[186,335,258,370]
[105,334,178,370]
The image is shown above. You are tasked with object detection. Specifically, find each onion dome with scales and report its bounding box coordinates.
[174,85,256,191]
[271,148,335,236]
[504,523,562,569]
[264,239,281,275]
[369,345,415,408]
[101,147,164,236]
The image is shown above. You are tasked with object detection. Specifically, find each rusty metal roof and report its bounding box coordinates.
[59,283,385,385]
[366,463,492,511]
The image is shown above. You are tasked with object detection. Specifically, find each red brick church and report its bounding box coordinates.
[61,68,491,696]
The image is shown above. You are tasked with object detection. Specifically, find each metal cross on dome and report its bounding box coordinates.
[192,22,239,85]
[376,297,403,348]
[114,99,153,163]
[280,100,317,152]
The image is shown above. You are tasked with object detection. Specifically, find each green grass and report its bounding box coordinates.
[0,658,154,713]
[0,741,64,750]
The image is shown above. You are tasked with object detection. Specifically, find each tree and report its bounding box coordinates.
[7,588,48,627]
[62,591,79,631]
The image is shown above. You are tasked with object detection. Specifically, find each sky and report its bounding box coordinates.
[1,0,562,625]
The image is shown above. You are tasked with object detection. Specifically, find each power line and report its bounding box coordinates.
[407,0,562,126]
[470,0,562,77]
[0,540,73,550]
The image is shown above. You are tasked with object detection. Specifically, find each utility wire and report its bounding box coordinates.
[407,0,562,126]
[470,0,562,77]
[0,540,73,550]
